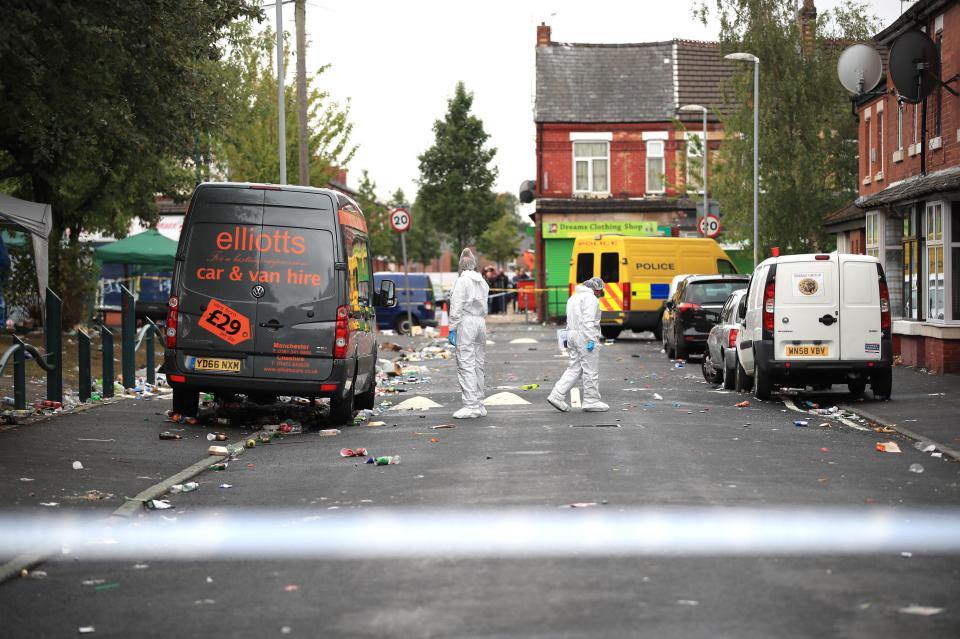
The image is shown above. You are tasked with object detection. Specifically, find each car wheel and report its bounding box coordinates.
[600,326,622,339]
[736,359,753,392]
[354,380,376,410]
[674,327,687,360]
[753,360,772,400]
[329,389,356,426]
[395,315,418,335]
[723,352,737,390]
[663,329,675,359]
[172,386,199,417]
[848,378,867,399]
[701,353,722,384]
[871,367,892,400]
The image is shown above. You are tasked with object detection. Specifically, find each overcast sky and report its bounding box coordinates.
[271,1,907,211]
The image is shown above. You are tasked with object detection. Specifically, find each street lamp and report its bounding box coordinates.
[678,104,709,234]
[724,52,760,268]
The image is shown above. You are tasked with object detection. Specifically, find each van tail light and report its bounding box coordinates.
[424,301,434,311]
[621,282,631,311]
[334,305,349,359]
[678,302,701,313]
[879,279,891,330]
[728,328,739,348]
[165,297,179,348]
[762,281,776,333]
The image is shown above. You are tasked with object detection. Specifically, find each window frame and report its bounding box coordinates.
[924,200,950,323]
[865,211,882,259]
[572,141,610,195]
[646,140,665,194]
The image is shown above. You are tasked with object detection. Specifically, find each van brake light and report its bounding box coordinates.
[621,282,631,311]
[334,306,349,359]
[814,255,830,260]
[762,281,776,332]
[879,279,891,330]
[165,296,178,348]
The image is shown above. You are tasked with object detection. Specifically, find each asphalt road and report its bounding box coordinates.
[2,322,959,638]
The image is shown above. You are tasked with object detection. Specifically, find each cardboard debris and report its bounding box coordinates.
[876,441,902,453]
[483,392,531,406]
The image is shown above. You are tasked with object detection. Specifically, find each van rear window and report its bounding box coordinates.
[576,253,594,283]
[601,252,619,284]
[182,223,335,305]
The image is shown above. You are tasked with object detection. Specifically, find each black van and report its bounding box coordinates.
[163,183,395,425]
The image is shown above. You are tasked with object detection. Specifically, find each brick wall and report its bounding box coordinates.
[859,5,960,195]
[896,334,960,374]
[538,122,720,198]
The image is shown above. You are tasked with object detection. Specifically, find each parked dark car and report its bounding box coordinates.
[662,274,750,360]
[374,272,437,335]
[701,288,748,388]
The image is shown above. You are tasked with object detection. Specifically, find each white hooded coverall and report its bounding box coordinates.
[550,284,603,406]
[449,269,490,413]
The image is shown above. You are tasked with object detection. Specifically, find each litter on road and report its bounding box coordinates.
[898,605,943,616]
[72,461,83,470]
[339,448,368,457]
[909,464,925,474]
[876,442,902,453]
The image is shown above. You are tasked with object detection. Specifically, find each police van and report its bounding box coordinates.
[568,236,738,339]
[734,252,893,400]
[164,183,396,425]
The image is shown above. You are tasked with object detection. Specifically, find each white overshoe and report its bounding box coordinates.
[547,395,570,412]
[453,406,481,419]
[582,401,609,412]
[478,405,487,416]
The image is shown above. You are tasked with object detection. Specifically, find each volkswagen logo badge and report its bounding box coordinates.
[251,285,265,299]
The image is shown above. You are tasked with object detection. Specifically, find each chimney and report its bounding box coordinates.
[799,0,817,56]
[537,22,551,47]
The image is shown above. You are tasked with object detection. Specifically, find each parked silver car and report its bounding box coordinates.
[701,288,748,389]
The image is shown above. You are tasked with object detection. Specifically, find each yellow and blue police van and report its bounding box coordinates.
[568,235,739,339]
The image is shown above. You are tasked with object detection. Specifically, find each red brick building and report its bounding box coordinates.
[829,0,960,373]
[528,24,736,318]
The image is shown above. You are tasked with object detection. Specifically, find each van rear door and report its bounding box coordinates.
[175,186,264,378]
[839,256,882,361]
[774,257,840,361]
[250,190,338,381]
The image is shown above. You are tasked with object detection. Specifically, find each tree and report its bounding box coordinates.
[417,82,498,251]
[477,193,525,268]
[214,28,356,186]
[357,171,397,262]
[694,0,878,256]
[0,1,262,325]
[405,193,441,267]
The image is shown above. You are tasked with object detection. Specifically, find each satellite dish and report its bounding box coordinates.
[837,44,883,95]
[889,30,940,103]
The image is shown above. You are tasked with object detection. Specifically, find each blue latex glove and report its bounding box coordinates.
[586,340,595,352]
[448,330,457,346]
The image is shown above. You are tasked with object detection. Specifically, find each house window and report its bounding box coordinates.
[685,133,703,193]
[573,142,609,193]
[865,212,881,259]
[896,102,903,151]
[952,202,960,322]
[903,209,920,320]
[935,35,943,138]
[876,109,884,178]
[926,202,945,321]
[867,114,875,179]
[646,141,665,193]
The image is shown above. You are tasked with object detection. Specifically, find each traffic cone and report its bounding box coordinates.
[439,303,450,339]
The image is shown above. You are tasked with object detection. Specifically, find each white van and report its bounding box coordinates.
[734,253,893,400]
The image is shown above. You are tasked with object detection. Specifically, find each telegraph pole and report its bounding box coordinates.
[295,0,309,185]
[276,0,286,184]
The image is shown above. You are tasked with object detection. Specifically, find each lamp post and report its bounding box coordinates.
[678,104,709,234]
[724,52,760,267]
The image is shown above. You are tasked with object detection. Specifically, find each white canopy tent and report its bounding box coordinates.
[0,193,53,305]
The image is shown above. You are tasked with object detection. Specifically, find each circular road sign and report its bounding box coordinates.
[698,214,721,238]
[390,208,411,233]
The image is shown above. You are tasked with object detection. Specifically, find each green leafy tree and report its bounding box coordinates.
[404,193,441,268]
[695,0,877,256]
[357,171,397,262]
[477,193,525,268]
[0,1,262,325]
[214,28,356,186]
[417,82,498,251]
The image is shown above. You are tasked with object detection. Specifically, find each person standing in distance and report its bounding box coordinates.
[547,277,609,412]
[448,248,490,419]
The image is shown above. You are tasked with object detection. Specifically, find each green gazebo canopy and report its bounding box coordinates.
[94,230,177,269]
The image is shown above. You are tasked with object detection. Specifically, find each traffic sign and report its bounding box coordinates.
[698,214,721,238]
[390,208,411,233]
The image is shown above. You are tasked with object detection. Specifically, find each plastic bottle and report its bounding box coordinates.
[208,462,228,471]
[181,481,199,492]
[206,433,228,441]
[520,384,540,391]
[2,397,15,406]
[374,455,400,466]
[159,431,182,440]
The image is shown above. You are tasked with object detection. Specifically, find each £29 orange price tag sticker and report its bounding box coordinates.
[200,299,251,346]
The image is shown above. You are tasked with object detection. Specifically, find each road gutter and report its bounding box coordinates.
[840,404,960,463]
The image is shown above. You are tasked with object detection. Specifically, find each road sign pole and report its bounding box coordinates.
[401,232,413,333]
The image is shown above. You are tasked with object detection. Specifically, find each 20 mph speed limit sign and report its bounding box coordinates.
[698,214,721,238]
[390,208,411,233]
